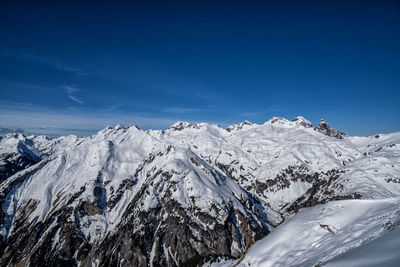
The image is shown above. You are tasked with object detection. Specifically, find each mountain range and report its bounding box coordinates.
[0,116,399,266]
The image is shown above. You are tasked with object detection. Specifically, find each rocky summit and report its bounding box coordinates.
[0,117,399,266]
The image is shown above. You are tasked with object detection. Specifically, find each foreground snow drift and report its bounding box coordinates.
[326,226,400,267]
[216,198,400,267]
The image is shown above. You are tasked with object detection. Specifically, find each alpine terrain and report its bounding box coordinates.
[0,116,399,267]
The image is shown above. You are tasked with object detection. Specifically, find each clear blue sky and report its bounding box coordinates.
[0,0,399,136]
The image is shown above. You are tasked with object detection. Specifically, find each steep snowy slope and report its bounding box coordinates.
[0,116,399,266]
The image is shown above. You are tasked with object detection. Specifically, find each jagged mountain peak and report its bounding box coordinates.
[1,132,26,141]
[318,118,332,129]
[291,116,313,128]
[226,120,253,132]
[315,119,347,139]
[266,116,290,125]
[265,116,314,130]
[167,121,224,133]
[267,116,314,128]
[99,124,140,134]
[168,121,192,131]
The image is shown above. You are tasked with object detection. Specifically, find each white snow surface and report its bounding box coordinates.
[325,227,400,267]
[229,198,400,267]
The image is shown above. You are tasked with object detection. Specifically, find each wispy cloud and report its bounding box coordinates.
[68,95,85,104]
[64,85,79,94]
[63,85,85,104]
[0,46,88,76]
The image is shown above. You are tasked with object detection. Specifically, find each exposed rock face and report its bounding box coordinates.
[0,116,399,266]
[97,200,267,266]
[315,119,347,139]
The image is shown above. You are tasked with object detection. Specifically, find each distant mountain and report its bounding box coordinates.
[0,127,29,136]
[0,117,399,266]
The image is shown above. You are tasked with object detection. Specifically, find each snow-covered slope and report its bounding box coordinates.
[229,198,400,267]
[0,116,399,266]
[325,225,400,267]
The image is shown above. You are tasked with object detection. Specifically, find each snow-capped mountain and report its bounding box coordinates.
[0,117,399,266]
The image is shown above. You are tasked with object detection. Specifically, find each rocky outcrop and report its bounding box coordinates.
[315,119,347,139]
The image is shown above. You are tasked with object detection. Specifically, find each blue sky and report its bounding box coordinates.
[0,0,399,136]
